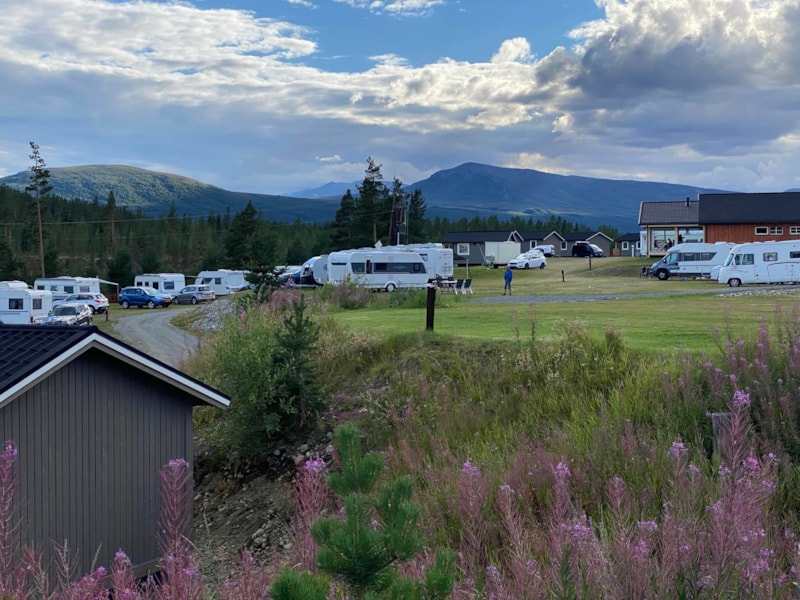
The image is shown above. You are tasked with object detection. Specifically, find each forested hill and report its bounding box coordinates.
[0,165,339,222]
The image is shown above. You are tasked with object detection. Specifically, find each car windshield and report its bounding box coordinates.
[53,306,76,316]
[143,287,159,295]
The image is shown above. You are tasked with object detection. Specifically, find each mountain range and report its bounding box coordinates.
[0,162,732,231]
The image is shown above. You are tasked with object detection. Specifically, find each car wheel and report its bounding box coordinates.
[147,300,155,309]
[386,283,396,292]
[539,263,546,269]
[656,269,670,281]
[524,263,530,270]
[191,296,198,305]
[121,300,130,309]
[728,278,742,288]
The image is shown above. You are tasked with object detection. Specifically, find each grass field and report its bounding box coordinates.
[328,257,800,354]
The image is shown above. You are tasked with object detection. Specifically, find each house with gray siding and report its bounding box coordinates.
[560,231,614,257]
[0,324,229,579]
[441,230,524,266]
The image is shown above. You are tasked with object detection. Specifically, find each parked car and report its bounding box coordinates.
[118,286,168,309]
[53,292,110,314]
[531,244,555,257]
[175,285,216,305]
[148,287,176,306]
[571,242,605,257]
[508,251,547,269]
[41,302,94,326]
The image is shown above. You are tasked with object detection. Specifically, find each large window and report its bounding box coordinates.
[7,298,23,310]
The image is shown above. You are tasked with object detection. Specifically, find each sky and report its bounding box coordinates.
[2,0,800,198]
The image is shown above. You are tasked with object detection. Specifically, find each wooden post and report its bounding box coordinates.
[426,286,436,331]
[561,270,565,282]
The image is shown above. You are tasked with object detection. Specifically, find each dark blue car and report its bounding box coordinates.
[118,286,168,309]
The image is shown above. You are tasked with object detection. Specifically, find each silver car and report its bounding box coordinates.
[41,302,94,326]
[175,285,216,305]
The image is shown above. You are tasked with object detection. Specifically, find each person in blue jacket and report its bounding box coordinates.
[503,265,513,295]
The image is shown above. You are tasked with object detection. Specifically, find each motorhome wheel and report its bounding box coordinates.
[656,269,670,281]
[385,283,396,292]
[728,278,742,287]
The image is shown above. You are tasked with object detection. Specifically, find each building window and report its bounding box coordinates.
[790,226,800,235]
[764,252,778,262]
[560,241,567,251]
[622,241,629,250]
[755,227,768,235]
[771,226,784,235]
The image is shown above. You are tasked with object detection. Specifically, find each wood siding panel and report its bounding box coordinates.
[0,349,195,578]
[706,224,800,244]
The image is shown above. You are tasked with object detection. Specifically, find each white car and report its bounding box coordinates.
[508,251,547,270]
[52,292,110,314]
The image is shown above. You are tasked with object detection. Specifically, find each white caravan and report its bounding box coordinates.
[311,255,330,286]
[384,244,454,281]
[717,241,800,287]
[327,249,429,292]
[134,273,186,293]
[483,241,521,268]
[33,276,110,302]
[0,281,53,324]
[649,242,737,280]
[195,269,250,296]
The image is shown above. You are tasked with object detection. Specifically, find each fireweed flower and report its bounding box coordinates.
[669,440,688,459]
[461,460,481,478]
[554,462,571,479]
[499,483,514,495]
[733,389,751,408]
[304,458,326,472]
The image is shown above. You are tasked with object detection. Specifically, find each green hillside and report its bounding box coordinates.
[0,165,339,222]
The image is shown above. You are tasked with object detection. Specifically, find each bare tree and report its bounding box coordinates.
[25,141,52,277]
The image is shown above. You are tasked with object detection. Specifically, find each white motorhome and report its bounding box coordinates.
[0,281,53,324]
[33,276,110,302]
[134,273,186,293]
[649,242,737,280]
[311,255,330,286]
[195,269,250,296]
[372,244,454,281]
[717,241,800,287]
[328,249,429,292]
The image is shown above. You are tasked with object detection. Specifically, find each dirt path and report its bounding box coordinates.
[109,306,198,368]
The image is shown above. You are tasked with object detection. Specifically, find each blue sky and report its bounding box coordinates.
[2,0,799,199]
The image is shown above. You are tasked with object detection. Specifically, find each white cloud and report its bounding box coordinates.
[2,0,800,194]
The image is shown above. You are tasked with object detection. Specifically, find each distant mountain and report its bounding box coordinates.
[405,163,731,231]
[0,162,732,230]
[0,165,340,222]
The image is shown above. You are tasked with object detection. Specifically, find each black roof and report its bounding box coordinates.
[615,232,641,242]
[0,324,229,408]
[0,325,95,392]
[518,230,560,241]
[560,231,608,242]
[639,200,699,226]
[698,192,800,224]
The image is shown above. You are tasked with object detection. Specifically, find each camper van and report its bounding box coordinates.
[0,281,53,324]
[194,269,250,296]
[33,276,109,302]
[328,249,429,292]
[134,273,186,294]
[717,241,800,287]
[649,242,737,280]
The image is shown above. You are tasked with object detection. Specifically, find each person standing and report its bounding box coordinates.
[503,265,513,295]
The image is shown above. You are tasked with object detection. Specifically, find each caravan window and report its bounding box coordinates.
[164,281,175,290]
[8,298,23,310]
[64,286,74,294]
[791,251,800,259]
[351,262,365,273]
[32,298,42,310]
[763,252,778,262]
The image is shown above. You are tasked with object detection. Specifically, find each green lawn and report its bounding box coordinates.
[329,257,799,354]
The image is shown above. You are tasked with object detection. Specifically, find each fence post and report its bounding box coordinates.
[426,285,436,331]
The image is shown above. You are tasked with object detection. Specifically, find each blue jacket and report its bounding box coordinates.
[504,268,512,282]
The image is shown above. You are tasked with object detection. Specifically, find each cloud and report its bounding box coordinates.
[1,0,800,194]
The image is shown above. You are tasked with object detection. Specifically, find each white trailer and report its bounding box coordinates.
[195,269,250,296]
[33,276,113,302]
[134,273,186,293]
[312,255,330,286]
[717,240,800,287]
[0,281,53,324]
[328,249,429,292]
[383,244,454,281]
[649,242,737,280]
[483,241,522,268]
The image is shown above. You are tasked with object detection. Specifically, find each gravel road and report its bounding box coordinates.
[110,306,198,368]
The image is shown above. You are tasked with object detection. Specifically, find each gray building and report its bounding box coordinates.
[0,324,229,578]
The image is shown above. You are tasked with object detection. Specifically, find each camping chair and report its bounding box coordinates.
[640,266,651,278]
[453,278,464,294]
[462,278,473,294]
[435,274,445,291]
